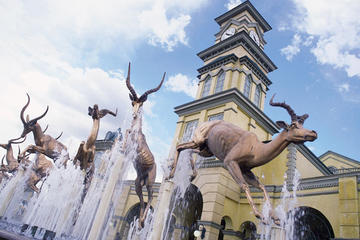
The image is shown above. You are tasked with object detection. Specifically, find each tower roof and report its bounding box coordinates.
[215,0,272,33]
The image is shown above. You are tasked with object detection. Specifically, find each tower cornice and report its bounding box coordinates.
[174,88,279,135]
[197,30,277,73]
[215,0,272,32]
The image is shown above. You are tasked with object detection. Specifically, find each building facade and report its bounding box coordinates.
[108,1,360,239]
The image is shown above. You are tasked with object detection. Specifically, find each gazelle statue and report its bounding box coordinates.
[0,136,27,173]
[27,153,53,193]
[167,94,317,224]
[19,93,69,165]
[73,104,117,201]
[124,63,165,228]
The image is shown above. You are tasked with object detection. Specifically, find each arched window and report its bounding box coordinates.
[202,76,211,97]
[244,75,251,98]
[254,84,261,107]
[215,71,225,93]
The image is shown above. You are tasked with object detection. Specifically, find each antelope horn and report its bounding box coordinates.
[1,155,5,165]
[126,62,138,100]
[55,132,63,140]
[43,124,49,133]
[20,93,31,125]
[31,105,49,123]
[9,136,26,144]
[269,94,297,122]
[139,72,166,102]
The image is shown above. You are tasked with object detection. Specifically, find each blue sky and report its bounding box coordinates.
[0,0,359,179]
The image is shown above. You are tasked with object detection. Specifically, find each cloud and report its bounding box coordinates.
[165,73,198,98]
[281,34,302,61]
[0,0,211,160]
[225,0,243,10]
[338,83,350,93]
[284,0,360,78]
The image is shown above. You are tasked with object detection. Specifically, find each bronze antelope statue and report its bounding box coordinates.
[0,136,27,173]
[27,153,53,193]
[124,63,165,228]
[167,95,317,224]
[73,104,117,201]
[19,94,69,165]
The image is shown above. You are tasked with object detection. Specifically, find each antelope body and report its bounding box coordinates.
[73,104,117,201]
[19,94,69,165]
[124,63,165,228]
[27,153,53,193]
[168,95,318,224]
[0,136,26,173]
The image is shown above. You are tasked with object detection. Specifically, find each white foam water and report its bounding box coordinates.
[259,169,301,240]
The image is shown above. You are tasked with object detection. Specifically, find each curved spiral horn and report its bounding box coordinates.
[126,62,138,101]
[139,72,166,102]
[20,93,31,125]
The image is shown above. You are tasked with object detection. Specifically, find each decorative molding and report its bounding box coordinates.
[239,55,271,86]
[286,143,297,185]
[319,150,359,166]
[197,30,277,73]
[174,88,279,135]
[214,0,272,32]
[197,54,238,75]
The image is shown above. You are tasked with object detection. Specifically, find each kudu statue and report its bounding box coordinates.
[167,94,317,224]
[124,63,165,228]
[19,94,69,165]
[0,136,27,173]
[27,153,53,193]
[73,104,117,201]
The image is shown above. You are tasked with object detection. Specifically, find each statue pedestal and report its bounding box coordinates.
[149,180,175,240]
[87,154,125,240]
[269,226,286,240]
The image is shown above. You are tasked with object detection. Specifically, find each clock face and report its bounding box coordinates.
[221,27,236,41]
[249,30,260,46]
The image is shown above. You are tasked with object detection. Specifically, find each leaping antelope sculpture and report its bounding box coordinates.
[124,63,165,228]
[167,95,317,224]
[0,136,27,173]
[19,94,69,165]
[73,104,117,201]
[27,153,53,193]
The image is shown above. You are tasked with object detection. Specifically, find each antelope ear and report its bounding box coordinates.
[26,114,30,123]
[88,106,93,116]
[276,121,289,130]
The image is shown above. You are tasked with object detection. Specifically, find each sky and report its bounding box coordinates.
[0,0,359,180]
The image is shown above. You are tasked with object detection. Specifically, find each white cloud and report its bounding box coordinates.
[338,83,350,93]
[0,0,209,159]
[225,0,243,10]
[281,33,302,61]
[285,0,360,78]
[165,73,198,98]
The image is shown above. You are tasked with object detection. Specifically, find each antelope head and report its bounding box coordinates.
[20,93,49,138]
[0,136,26,151]
[126,63,166,119]
[270,94,317,143]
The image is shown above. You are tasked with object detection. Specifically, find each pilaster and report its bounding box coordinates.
[338,176,360,239]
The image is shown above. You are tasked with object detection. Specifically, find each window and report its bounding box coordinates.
[215,71,225,93]
[182,120,198,142]
[208,113,224,121]
[202,76,211,97]
[254,84,261,107]
[244,75,251,98]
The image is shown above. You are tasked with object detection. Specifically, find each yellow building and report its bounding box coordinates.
[108,1,360,239]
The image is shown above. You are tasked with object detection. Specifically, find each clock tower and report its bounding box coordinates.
[169,1,281,239]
